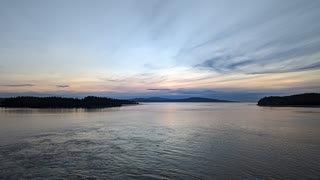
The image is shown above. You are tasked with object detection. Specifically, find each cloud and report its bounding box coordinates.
[101,73,167,85]
[147,88,170,91]
[56,85,70,88]
[181,1,320,76]
[249,62,320,74]
[100,78,127,82]
[195,39,320,75]
[4,84,34,87]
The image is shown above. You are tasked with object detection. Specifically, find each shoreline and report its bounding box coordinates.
[257,105,320,108]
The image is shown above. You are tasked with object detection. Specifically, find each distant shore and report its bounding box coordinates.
[257,93,320,107]
[0,96,138,108]
[131,97,233,103]
[258,105,320,108]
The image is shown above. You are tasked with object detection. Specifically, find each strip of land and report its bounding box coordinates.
[0,96,138,108]
[257,93,320,107]
[131,97,232,102]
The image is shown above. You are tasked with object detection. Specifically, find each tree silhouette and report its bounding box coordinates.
[258,93,320,106]
[0,96,138,108]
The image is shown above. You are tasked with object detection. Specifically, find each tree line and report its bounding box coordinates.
[0,96,138,108]
[258,93,320,106]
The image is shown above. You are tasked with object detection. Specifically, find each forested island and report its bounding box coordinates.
[0,96,138,108]
[257,93,320,107]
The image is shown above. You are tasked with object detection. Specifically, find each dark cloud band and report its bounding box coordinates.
[56,85,70,88]
[4,84,34,87]
[147,88,170,91]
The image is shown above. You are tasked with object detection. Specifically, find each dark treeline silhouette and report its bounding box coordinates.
[0,96,138,108]
[258,93,320,107]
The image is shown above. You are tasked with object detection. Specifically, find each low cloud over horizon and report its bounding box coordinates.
[147,88,171,91]
[0,0,319,101]
[56,85,70,88]
[3,84,34,87]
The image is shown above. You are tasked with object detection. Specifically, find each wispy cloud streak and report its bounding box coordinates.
[4,84,34,87]
[56,85,70,88]
[147,88,170,91]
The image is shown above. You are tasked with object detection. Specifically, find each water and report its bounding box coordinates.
[0,103,319,179]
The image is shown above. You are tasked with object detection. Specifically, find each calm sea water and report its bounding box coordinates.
[0,103,319,179]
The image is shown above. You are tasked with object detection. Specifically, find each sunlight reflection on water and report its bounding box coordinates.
[0,103,319,179]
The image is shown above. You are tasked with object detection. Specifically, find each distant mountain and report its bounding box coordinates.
[258,93,320,107]
[131,97,232,102]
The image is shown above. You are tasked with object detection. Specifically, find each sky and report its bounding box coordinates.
[0,0,320,101]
